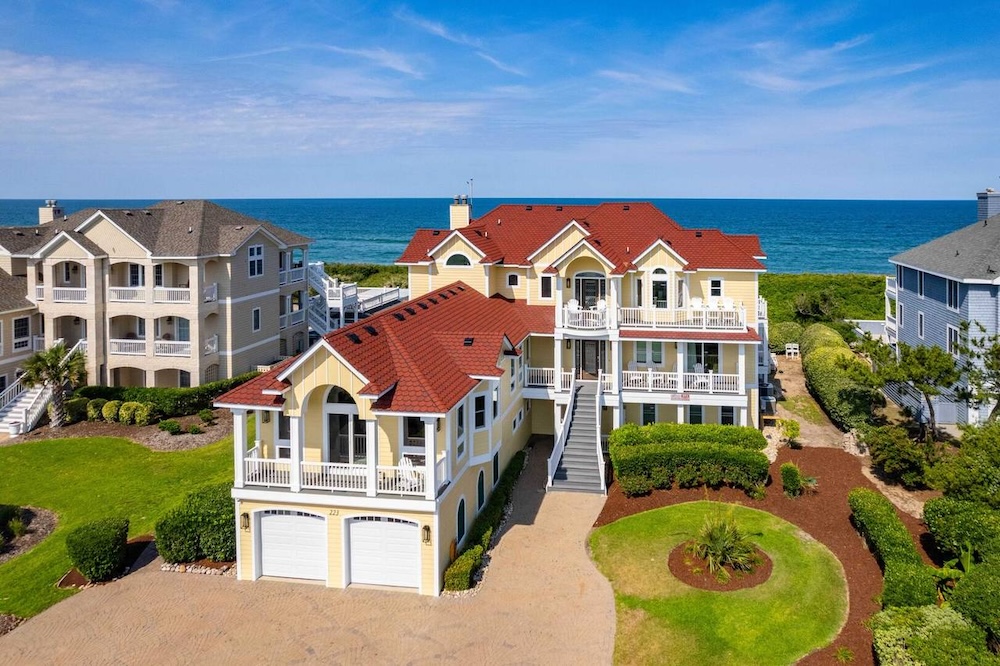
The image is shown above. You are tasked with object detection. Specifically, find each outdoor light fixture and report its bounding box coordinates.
[565,340,571,350]
[565,278,571,288]
[73,317,80,325]
[422,525,431,544]
[240,512,250,531]
[262,411,270,423]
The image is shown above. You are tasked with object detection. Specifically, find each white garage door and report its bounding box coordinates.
[349,517,420,588]
[259,510,327,581]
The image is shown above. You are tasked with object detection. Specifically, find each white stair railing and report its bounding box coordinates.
[11,338,88,434]
[547,376,578,488]
[595,372,607,494]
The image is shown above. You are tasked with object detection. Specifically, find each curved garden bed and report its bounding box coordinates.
[590,501,848,666]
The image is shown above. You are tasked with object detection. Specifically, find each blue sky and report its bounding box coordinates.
[0,1,997,199]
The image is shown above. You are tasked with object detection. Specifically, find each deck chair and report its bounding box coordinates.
[398,456,423,492]
[690,296,703,309]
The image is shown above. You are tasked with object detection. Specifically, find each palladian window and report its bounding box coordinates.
[446,254,471,266]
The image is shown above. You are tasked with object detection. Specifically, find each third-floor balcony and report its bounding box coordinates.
[560,302,748,332]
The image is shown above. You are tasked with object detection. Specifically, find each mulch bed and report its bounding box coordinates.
[58,535,156,589]
[7,409,231,451]
[0,507,57,568]
[668,542,772,592]
[596,446,936,666]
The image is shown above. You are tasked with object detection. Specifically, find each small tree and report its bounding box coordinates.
[20,342,87,428]
[959,322,1000,422]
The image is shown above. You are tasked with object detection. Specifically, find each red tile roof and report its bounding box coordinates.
[215,357,295,408]
[619,329,762,343]
[397,202,765,273]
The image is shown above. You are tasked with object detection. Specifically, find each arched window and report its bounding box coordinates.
[326,386,355,404]
[477,471,485,509]
[457,499,466,543]
[446,254,471,266]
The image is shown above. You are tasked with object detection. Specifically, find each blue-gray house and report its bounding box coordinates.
[884,188,1000,425]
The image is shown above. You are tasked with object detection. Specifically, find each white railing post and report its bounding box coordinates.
[366,420,378,497]
[233,409,247,488]
[423,417,437,500]
[289,416,302,492]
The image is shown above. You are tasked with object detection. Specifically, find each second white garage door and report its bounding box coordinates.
[348,517,420,589]
[259,510,327,582]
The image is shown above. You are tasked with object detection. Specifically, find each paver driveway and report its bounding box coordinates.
[0,440,614,665]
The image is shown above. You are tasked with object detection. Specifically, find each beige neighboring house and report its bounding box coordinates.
[215,198,770,597]
[0,199,313,433]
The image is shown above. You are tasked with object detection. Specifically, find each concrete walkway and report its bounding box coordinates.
[0,441,615,665]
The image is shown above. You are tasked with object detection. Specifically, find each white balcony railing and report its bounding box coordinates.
[622,370,680,391]
[34,285,44,301]
[52,287,88,303]
[619,306,746,331]
[108,287,145,302]
[32,335,46,351]
[886,276,897,297]
[279,310,306,329]
[244,457,292,487]
[153,287,191,304]
[154,340,192,357]
[529,367,744,394]
[301,462,367,492]
[281,267,305,284]
[109,339,147,355]
[526,367,555,387]
[682,372,741,394]
[758,296,768,322]
[376,464,426,496]
[203,334,219,355]
[563,306,608,330]
[203,283,218,303]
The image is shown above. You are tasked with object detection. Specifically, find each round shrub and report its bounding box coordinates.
[881,562,938,608]
[924,497,1000,562]
[781,462,803,497]
[86,398,108,421]
[133,402,156,427]
[198,408,215,424]
[155,508,201,563]
[65,517,130,582]
[769,321,804,353]
[158,419,182,435]
[864,425,928,489]
[185,483,236,562]
[117,401,141,425]
[64,396,89,425]
[800,323,851,358]
[188,424,203,435]
[101,400,122,422]
[951,560,1000,640]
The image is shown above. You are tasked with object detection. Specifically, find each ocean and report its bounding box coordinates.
[0,198,976,274]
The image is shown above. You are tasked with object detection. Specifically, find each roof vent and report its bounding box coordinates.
[439,292,449,300]
[34,229,40,236]
[623,204,630,211]
[432,230,441,235]
[463,337,474,346]
[364,325,378,336]
[404,307,416,315]
[457,285,465,291]
[14,231,23,236]
[188,226,193,233]
[497,218,502,225]
[448,289,457,296]
[695,231,703,237]
[235,225,243,230]
[556,206,563,211]
[346,333,362,344]
[417,302,428,310]
[428,297,437,304]
[525,205,533,211]
[176,200,185,205]
[393,312,405,321]
[143,210,151,215]
[124,210,132,216]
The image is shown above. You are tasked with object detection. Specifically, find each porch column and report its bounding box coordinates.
[366,419,377,497]
[423,417,437,500]
[555,275,564,328]
[233,409,247,488]
[738,344,746,395]
[613,406,623,428]
[289,415,302,492]
[254,410,263,449]
[608,278,620,329]
[676,344,685,392]
[739,407,748,427]
[611,340,622,393]
[554,337,563,392]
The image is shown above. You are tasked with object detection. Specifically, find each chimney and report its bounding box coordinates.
[39,199,63,225]
[978,188,1000,223]
[449,194,471,230]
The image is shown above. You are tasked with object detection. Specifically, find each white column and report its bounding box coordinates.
[555,276,564,328]
[366,419,377,497]
[423,417,437,500]
[254,410,263,449]
[612,339,622,393]
[289,415,302,492]
[608,278,619,328]
[554,338,563,392]
[233,409,247,488]
[738,344,746,395]
[676,343,685,392]
[739,407,748,427]
[613,406,623,428]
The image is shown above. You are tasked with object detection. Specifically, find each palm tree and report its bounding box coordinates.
[21,342,87,428]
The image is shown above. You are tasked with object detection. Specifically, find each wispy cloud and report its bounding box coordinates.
[393,7,481,48]
[597,69,695,94]
[476,52,525,77]
[322,45,422,77]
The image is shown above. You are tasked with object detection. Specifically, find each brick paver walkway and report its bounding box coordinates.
[0,440,614,665]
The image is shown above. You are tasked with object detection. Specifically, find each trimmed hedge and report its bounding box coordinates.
[802,345,879,431]
[612,441,769,497]
[847,487,922,569]
[133,402,155,427]
[155,483,236,563]
[442,450,526,591]
[86,398,107,421]
[799,323,850,358]
[65,517,130,582]
[780,462,803,497]
[768,321,804,353]
[102,400,122,422]
[118,401,140,425]
[924,497,1000,562]
[608,422,767,451]
[76,371,259,418]
[871,605,1000,666]
[882,562,938,608]
[63,396,89,425]
[952,561,1000,641]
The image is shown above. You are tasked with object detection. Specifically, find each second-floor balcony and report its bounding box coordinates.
[560,302,748,332]
[886,276,897,299]
[106,283,218,305]
[109,338,195,358]
[279,267,306,285]
[52,287,88,303]
[279,310,306,330]
[526,366,744,395]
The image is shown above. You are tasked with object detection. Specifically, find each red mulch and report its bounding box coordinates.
[596,446,936,666]
[58,535,155,589]
[668,542,773,592]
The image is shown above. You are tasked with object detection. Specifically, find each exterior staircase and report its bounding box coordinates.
[0,385,50,436]
[549,381,605,494]
[306,262,402,335]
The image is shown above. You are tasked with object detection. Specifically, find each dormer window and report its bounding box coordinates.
[507,273,519,287]
[445,254,471,266]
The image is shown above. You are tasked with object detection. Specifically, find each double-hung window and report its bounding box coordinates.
[509,359,515,392]
[474,395,487,429]
[709,279,723,298]
[642,404,655,425]
[492,386,499,418]
[917,272,924,298]
[917,312,925,339]
[721,406,735,425]
[947,325,961,357]
[689,405,704,424]
[947,280,960,310]
[540,276,552,299]
[636,341,647,364]
[12,317,30,350]
[248,245,264,278]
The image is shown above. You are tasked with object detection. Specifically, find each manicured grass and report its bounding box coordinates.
[782,395,828,425]
[590,501,848,666]
[0,436,232,617]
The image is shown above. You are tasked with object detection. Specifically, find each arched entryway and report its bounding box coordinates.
[323,386,364,464]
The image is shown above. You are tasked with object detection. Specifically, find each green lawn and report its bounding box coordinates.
[781,395,828,425]
[590,501,848,666]
[0,436,232,617]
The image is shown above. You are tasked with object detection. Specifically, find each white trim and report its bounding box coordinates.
[630,238,688,269]
[233,499,243,580]
[524,219,592,262]
[426,230,486,259]
[251,307,261,332]
[229,226,293,254]
[219,288,280,305]
[455,495,468,549]
[708,277,724,299]
[215,402,283,412]
[947,278,960,312]
[443,252,474,267]
[31,232,103,259]
[248,244,264,279]
[539,275,554,300]
[473,392,488,431]
[506,272,520,288]
[371,409,448,418]
[549,237,616,270]
[231,487,437,511]
[276,337,370,387]
[917,311,925,339]
[218,334,280,357]
[891,260,994,285]
[72,210,149,255]
[947,324,961,357]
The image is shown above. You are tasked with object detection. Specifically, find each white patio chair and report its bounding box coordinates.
[398,456,423,492]
[690,296,703,309]
[722,297,735,309]
[595,299,607,312]
[567,298,580,311]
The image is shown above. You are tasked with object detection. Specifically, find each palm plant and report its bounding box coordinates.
[686,507,762,582]
[21,342,87,428]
